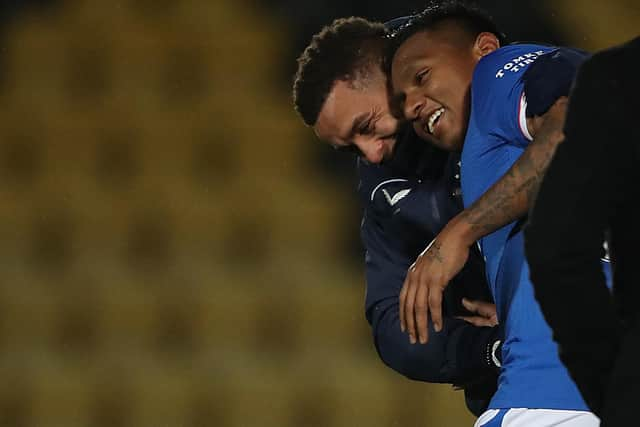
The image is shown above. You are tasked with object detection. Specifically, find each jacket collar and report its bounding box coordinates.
[383,125,451,180]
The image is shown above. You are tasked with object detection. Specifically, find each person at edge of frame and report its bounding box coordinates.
[526,36,640,427]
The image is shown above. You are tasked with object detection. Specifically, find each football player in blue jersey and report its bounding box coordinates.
[293,17,503,415]
[386,1,611,425]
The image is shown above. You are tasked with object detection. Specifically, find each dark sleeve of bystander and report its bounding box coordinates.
[525,40,640,415]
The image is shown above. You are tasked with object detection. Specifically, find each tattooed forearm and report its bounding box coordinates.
[526,131,558,207]
[460,119,564,240]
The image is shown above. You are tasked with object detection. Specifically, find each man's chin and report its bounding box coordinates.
[413,132,428,143]
[411,125,441,146]
[431,140,454,152]
[411,123,463,152]
[418,132,452,151]
[430,132,464,152]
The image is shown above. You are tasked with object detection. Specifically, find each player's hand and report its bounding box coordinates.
[456,298,498,327]
[399,218,473,344]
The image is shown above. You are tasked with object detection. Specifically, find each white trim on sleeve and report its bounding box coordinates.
[519,93,534,141]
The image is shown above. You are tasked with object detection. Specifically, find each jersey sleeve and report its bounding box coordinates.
[470,45,551,149]
[471,45,590,152]
[522,47,590,118]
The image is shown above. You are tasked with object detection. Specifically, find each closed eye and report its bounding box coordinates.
[358,117,374,135]
[416,69,429,85]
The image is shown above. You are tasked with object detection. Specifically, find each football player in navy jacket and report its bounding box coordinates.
[293,16,501,415]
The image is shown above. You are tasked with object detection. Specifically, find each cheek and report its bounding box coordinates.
[446,76,471,121]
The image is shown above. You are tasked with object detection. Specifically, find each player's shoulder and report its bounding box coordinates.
[521,46,590,117]
[469,44,555,126]
[473,44,554,89]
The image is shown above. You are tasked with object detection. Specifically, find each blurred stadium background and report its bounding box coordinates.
[0,0,636,426]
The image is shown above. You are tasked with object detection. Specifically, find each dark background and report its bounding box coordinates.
[0,1,636,426]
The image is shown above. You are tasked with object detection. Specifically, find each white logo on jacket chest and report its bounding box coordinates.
[382,188,411,206]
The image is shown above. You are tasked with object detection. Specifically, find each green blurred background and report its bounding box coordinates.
[0,0,636,426]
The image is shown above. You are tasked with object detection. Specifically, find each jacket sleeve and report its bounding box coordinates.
[368,296,501,383]
[363,206,501,385]
[525,51,629,415]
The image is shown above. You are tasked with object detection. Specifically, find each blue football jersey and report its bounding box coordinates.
[461,44,610,410]
[462,44,553,289]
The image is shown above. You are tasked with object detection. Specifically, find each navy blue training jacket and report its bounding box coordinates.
[357,127,499,414]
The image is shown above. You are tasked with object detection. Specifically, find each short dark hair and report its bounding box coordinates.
[292,17,386,126]
[384,1,507,73]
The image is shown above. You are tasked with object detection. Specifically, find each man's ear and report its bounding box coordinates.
[474,32,500,58]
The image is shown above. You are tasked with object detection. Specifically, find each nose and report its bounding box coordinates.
[403,90,423,121]
[354,138,383,164]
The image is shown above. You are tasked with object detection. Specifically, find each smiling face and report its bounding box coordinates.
[313,68,400,164]
[390,24,498,151]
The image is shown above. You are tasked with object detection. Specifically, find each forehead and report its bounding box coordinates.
[394,31,437,63]
[313,79,387,144]
[392,25,471,72]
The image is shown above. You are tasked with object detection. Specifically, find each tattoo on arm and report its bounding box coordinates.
[461,124,563,238]
[425,241,444,263]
